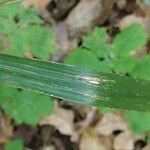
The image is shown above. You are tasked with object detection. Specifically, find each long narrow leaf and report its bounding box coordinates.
[0,53,150,111]
[0,0,22,7]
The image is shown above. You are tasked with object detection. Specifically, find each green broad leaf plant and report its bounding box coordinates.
[0,3,56,125]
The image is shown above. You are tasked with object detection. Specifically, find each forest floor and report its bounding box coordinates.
[1,0,150,149]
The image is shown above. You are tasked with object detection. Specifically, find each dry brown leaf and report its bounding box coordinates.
[95,112,128,136]
[118,1,150,36]
[23,0,80,24]
[0,145,4,150]
[118,14,144,30]
[46,0,80,21]
[52,22,79,61]
[66,0,113,35]
[71,107,98,142]
[133,134,146,142]
[24,50,34,59]
[23,0,114,61]
[0,33,10,50]
[40,102,99,143]
[23,0,150,61]
[25,148,33,150]
[113,131,134,150]
[23,0,50,11]
[40,106,74,136]
[0,111,13,144]
[115,0,127,10]
[142,144,150,150]
[60,102,94,117]
[40,145,56,150]
[79,128,112,150]
[53,0,114,61]
[133,47,148,58]
[22,0,52,22]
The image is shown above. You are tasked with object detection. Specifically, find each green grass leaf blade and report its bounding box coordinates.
[0,53,150,111]
[0,0,22,7]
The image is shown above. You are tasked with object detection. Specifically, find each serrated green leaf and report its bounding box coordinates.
[65,48,102,71]
[0,3,22,18]
[113,56,136,74]
[125,111,150,133]
[98,59,112,73]
[4,139,23,150]
[9,30,26,56]
[83,27,110,57]
[2,25,56,59]
[0,3,57,59]
[19,7,43,25]
[0,19,17,33]
[0,86,54,125]
[131,55,150,80]
[64,48,112,72]
[112,24,148,57]
[24,25,56,59]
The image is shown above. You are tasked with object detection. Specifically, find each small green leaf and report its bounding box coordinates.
[83,27,110,57]
[0,86,54,126]
[0,19,17,33]
[3,25,56,59]
[24,25,56,59]
[4,139,23,150]
[19,7,43,25]
[65,48,102,71]
[0,3,23,18]
[113,56,136,74]
[112,24,148,57]
[9,30,27,56]
[131,55,150,80]
[98,59,112,73]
